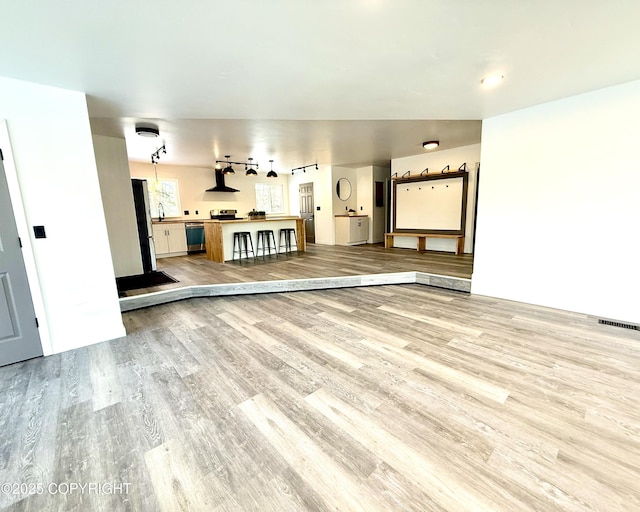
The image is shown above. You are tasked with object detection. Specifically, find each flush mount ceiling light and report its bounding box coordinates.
[135,125,160,137]
[266,160,278,178]
[245,157,258,176]
[481,74,504,87]
[423,141,439,150]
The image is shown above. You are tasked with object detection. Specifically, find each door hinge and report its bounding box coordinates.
[35,317,39,328]
[0,148,4,161]
[18,237,22,248]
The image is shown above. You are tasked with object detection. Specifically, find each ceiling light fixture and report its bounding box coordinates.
[136,125,160,137]
[481,74,504,87]
[245,157,258,176]
[150,144,166,164]
[215,156,262,175]
[423,141,439,150]
[266,160,278,178]
[291,163,318,174]
[220,155,235,175]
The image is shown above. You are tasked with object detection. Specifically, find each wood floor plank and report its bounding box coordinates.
[88,342,122,412]
[238,393,381,512]
[144,439,216,512]
[304,387,516,512]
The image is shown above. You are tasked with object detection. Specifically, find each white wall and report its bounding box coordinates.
[372,165,390,243]
[473,80,640,324]
[391,144,481,253]
[356,166,373,240]
[355,165,390,243]
[130,162,290,220]
[94,135,143,278]
[288,165,334,245]
[0,76,125,354]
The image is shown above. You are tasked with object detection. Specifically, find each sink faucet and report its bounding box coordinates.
[158,202,165,221]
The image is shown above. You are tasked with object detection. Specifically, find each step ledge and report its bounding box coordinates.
[119,272,471,312]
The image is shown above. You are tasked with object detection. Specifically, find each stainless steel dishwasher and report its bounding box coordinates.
[185,222,205,253]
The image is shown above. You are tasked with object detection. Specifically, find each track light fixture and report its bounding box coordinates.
[266,160,278,178]
[291,163,318,174]
[215,155,262,175]
[150,144,166,164]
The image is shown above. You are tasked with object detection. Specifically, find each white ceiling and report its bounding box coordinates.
[2,0,640,171]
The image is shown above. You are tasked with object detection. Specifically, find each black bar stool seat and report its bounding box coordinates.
[256,230,278,259]
[232,231,255,261]
[278,228,297,254]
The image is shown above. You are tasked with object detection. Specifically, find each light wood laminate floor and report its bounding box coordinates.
[121,243,474,297]
[1,284,639,511]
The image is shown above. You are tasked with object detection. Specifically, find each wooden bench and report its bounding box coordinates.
[384,232,465,255]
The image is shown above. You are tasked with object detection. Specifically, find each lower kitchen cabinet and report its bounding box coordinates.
[152,222,188,257]
[335,215,369,246]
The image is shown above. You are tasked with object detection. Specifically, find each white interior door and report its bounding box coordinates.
[0,150,43,366]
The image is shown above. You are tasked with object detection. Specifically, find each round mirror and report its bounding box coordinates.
[336,178,352,201]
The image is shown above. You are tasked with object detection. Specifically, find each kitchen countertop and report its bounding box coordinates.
[151,218,211,224]
[152,216,302,225]
[204,216,301,224]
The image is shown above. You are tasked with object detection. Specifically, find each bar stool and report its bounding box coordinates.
[278,228,298,254]
[232,231,255,261]
[256,230,278,259]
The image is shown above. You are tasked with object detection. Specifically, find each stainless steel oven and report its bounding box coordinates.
[210,209,238,220]
[185,222,205,253]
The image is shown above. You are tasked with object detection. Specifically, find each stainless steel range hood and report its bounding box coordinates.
[206,169,239,193]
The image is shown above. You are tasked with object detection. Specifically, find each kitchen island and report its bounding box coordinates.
[204,217,306,263]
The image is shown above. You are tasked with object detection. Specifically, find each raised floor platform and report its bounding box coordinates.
[119,271,471,311]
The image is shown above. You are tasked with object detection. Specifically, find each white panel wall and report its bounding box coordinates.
[391,144,480,253]
[94,135,143,278]
[0,76,125,354]
[130,162,290,221]
[473,80,640,324]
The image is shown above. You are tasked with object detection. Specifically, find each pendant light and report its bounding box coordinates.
[245,157,258,176]
[266,160,278,178]
[222,155,235,175]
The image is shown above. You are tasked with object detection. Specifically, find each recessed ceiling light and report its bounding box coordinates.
[481,74,504,87]
[135,125,160,137]
[423,141,439,150]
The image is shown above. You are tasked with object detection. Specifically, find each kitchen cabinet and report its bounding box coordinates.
[152,222,188,257]
[335,215,369,246]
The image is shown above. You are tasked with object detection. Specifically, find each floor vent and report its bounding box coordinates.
[598,319,640,331]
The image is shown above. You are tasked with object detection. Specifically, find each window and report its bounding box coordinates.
[255,183,284,214]
[146,178,181,218]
